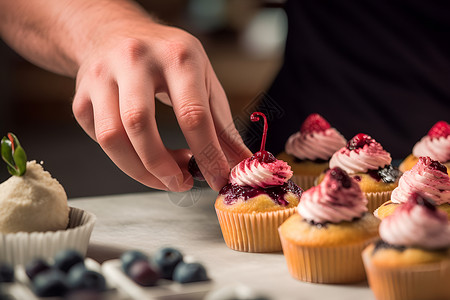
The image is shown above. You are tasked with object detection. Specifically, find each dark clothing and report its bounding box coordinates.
[249,0,450,158]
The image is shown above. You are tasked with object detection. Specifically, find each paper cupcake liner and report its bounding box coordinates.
[279,234,377,283]
[291,175,317,191]
[362,248,450,300]
[365,191,391,213]
[0,207,96,265]
[215,207,296,253]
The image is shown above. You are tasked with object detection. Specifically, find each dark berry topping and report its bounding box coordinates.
[429,159,448,174]
[402,193,437,214]
[427,121,450,139]
[250,150,277,163]
[372,240,406,254]
[346,133,373,150]
[300,113,331,134]
[329,167,352,188]
[219,180,302,206]
[188,156,205,181]
[375,165,402,183]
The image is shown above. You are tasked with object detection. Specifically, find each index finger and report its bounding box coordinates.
[165,69,229,191]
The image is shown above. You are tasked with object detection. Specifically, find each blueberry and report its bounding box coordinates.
[67,263,106,292]
[120,250,148,274]
[25,258,51,280]
[0,263,14,283]
[153,247,183,280]
[54,249,85,273]
[188,156,205,181]
[32,269,69,297]
[128,260,159,286]
[173,262,209,284]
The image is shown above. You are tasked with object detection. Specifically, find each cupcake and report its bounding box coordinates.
[326,133,401,212]
[376,156,450,219]
[399,121,450,174]
[363,195,450,300]
[0,133,95,265]
[279,167,379,283]
[277,113,346,190]
[215,112,302,253]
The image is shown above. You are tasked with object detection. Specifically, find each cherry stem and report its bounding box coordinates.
[8,133,14,153]
[250,112,268,152]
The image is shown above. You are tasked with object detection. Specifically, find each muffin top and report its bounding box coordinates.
[413,121,450,163]
[285,113,346,161]
[380,194,450,250]
[391,157,450,205]
[330,133,392,174]
[298,167,368,224]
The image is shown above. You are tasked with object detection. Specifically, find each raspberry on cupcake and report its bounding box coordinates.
[277,113,346,190]
[399,121,450,174]
[279,167,379,283]
[363,195,450,300]
[376,156,450,219]
[215,112,302,253]
[325,133,401,212]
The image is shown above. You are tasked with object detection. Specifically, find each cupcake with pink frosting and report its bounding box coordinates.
[376,156,450,219]
[399,121,450,174]
[215,112,302,253]
[326,133,401,212]
[279,167,379,283]
[277,113,346,190]
[363,195,450,300]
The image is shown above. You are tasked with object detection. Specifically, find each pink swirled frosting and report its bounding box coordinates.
[380,195,450,249]
[229,151,293,188]
[329,134,392,174]
[412,136,450,163]
[391,157,450,205]
[285,128,347,161]
[298,167,368,223]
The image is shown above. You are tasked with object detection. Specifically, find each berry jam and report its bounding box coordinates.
[304,214,363,228]
[372,240,406,254]
[429,159,447,174]
[367,165,401,183]
[219,180,302,206]
[346,133,373,150]
[329,167,352,188]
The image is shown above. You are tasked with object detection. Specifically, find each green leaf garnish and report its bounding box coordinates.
[1,133,27,176]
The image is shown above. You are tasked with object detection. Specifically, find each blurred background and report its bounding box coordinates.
[0,0,287,198]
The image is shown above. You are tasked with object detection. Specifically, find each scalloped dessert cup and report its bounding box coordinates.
[215,207,296,253]
[0,207,96,265]
[290,175,317,191]
[279,232,376,284]
[362,246,450,300]
[365,191,392,213]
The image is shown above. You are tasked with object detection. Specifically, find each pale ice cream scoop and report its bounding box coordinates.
[0,161,69,233]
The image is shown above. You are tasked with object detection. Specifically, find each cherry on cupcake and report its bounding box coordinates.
[249,112,276,163]
[300,113,331,134]
[427,121,450,139]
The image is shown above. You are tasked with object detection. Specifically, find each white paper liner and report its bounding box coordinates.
[0,207,96,265]
[291,175,317,191]
[365,191,391,213]
[362,248,450,300]
[215,207,296,253]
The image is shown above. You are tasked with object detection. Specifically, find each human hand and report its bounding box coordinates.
[72,20,251,192]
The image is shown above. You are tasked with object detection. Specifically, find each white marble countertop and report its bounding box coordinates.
[69,189,376,300]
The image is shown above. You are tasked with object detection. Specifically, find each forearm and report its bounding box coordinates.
[0,0,152,77]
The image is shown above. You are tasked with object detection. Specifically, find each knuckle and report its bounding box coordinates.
[121,108,149,133]
[177,103,208,131]
[87,62,109,80]
[72,96,90,120]
[163,36,202,68]
[117,38,148,65]
[95,123,122,150]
